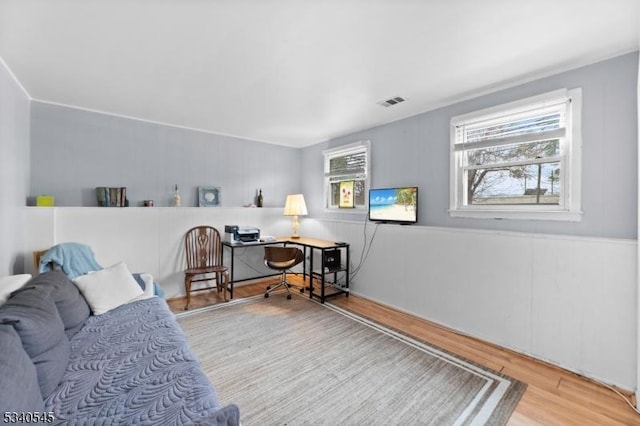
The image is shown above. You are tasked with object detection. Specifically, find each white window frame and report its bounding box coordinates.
[323,140,370,212]
[449,88,582,221]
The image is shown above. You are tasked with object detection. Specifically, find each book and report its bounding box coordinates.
[96,186,127,207]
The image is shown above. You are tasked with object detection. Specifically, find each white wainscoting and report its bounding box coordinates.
[24,207,292,299]
[24,209,637,391]
[300,218,638,392]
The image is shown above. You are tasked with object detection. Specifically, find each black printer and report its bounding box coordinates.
[224,225,260,244]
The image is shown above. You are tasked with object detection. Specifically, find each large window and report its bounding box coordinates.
[450,89,582,221]
[323,141,370,211]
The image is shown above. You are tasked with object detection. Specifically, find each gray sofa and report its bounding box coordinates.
[0,271,239,425]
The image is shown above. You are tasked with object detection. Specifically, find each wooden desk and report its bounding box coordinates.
[222,236,349,303]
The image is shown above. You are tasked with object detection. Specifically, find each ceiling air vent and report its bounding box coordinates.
[378,96,407,108]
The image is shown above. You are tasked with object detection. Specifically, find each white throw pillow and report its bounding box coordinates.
[0,274,32,305]
[73,262,144,315]
[139,273,155,298]
[124,273,156,304]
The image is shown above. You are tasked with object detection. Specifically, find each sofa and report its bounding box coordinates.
[0,268,239,425]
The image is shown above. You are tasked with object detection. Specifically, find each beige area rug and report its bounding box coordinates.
[176,294,526,426]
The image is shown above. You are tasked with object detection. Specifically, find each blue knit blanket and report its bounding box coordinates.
[38,243,103,279]
[44,297,239,425]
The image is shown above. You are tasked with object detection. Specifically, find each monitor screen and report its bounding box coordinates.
[368,187,418,224]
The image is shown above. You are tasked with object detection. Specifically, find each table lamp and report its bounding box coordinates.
[283,194,308,239]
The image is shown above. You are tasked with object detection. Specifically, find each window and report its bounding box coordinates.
[323,141,370,211]
[450,88,582,221]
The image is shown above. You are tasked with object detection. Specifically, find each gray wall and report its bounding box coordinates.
[302,52,639,240]
[30,104,302,208]
[24,51,640,239]
[0,60,30,275]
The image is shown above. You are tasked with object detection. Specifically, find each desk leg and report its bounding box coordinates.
[302,246,306,280]
[320,248,326,304]
[345,245,349,297]
[225,245,235,299]
[308,247,314,300]
[302,246,312,294]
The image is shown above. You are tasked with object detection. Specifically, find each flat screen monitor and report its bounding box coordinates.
[368,187,418,224]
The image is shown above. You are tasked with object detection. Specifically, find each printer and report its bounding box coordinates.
[224,225,260,244]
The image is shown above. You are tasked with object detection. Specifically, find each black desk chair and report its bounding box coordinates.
[263,246,304,300]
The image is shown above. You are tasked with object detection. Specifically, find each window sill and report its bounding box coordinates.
[324,208,367,215]
[449,209,582,222]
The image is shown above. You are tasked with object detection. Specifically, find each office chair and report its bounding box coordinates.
[263,246,305,300]
[184,226,230,310]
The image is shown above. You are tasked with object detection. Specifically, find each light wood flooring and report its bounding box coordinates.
[168,277,640,425]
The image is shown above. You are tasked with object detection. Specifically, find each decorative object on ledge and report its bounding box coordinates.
[96,187,128,207]
[257,188,263,207]
[339,180,355,208]
[36,195,55,207]
[173,184,181,207]
[283,193,308,239]
[199,186,221,207]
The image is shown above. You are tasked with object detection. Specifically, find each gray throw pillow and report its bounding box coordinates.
[25,271,91,338]
[0,324,45,413]
[0,286,70,398]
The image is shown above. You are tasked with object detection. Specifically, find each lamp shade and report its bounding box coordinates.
[283,194,308,216]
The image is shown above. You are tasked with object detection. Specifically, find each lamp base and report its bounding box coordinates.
[290,215,301,240]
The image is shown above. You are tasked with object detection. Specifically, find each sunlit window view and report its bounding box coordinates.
[324,142,369,210]
[450,89,582,220]
[465,140,561,205]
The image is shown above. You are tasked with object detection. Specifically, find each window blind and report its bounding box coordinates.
[454,98,569,152]
[325,149,367,179]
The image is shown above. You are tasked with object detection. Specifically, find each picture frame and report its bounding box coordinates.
[339,180,355,208]
[198,186,221,207]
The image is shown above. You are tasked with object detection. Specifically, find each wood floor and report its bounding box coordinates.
[168,277,640,425]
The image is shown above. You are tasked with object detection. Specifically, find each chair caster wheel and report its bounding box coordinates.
[264,293,269,298]
[287,294,292,300]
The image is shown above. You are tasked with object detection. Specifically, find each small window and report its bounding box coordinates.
[450,89,582,221]
[323,141,370,211]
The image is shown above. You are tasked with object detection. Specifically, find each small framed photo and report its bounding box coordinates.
[198,186,221,207]
[339,180,355,208]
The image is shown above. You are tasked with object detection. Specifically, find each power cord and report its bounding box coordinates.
[595,380,640,415]
[349,217,380,282]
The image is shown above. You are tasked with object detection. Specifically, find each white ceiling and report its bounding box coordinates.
[1,1,638,148]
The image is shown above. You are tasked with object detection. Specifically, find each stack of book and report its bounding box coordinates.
[96,187,128,207]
